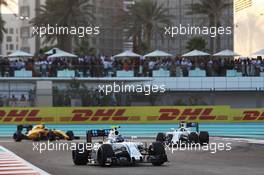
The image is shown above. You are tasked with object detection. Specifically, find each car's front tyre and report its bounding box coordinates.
[97,144,114,167]
[72,143,89,165]
[149,141,168,166]
[13,132,23,142]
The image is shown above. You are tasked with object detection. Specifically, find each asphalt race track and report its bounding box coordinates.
[0,138,263,175]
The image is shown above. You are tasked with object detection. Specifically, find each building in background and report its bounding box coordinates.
[18,0,45,54]
[89,0,124,56]
[153,0,234,55]
[1,14,21,55]
[121,0,234,55]
[234,0,264,56]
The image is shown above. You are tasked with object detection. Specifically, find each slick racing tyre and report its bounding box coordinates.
[47,131,56,141]
[66,130,74,140]
[72,143,89,165]
[199,131,209,145]
[13,132,23,142]
[33,133,45,141]
[149,142,167,166]
[97,144,114,167]
[156,133,166,142]
[189,132,199,144]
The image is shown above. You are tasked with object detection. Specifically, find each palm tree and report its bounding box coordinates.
[31,0,94,52]
[186,37,207,51]
[188,0,231,53]
[120,0,171,54]
[74,38,96,56]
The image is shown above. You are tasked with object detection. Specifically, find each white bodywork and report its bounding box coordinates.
[166,127,194,144]
[91,129,144,162]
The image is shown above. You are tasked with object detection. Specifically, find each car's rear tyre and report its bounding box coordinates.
[13,132,23,142]
[97,144,114,167]
[66,130,74,140]
[149,142,167,166]
[33,133,44,141]
[199,131,209,145]
[156,133,166,142]
[72,143,88,165]
[47,131,56,141]
[189,132,199,144]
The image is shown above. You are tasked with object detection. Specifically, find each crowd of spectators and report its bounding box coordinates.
[0,55,263,77]
[0,93,35,107]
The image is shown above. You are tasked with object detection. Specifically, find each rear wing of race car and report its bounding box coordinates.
[179,122,199,132]
[86,129,111,143]
[16,125,33,133]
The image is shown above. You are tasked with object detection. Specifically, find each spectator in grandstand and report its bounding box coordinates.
[20,94,26,102]
[9,95,18,107]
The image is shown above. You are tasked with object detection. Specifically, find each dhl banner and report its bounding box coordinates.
[0,106,263,124]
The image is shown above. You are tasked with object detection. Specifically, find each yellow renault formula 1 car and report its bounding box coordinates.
[13,124,77,142]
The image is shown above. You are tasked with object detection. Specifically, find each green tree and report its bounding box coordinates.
[31,0,94,52]
[188,0,231,53]
[74,38,96,56]
[186,37,207,51]
[120,0,171,54]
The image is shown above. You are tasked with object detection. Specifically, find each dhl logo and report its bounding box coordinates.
[70,109,130,121]
[0,110,42,122]
[156,108,219,121]
[155,109,264,121]
[241,111,264,121]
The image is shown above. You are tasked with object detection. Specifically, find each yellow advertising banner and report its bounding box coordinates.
[0,106,263,124]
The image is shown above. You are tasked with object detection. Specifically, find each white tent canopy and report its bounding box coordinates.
[214,50,240,57]
[144,50,173,58]
[48,50,78,58]
[182,50,210,57]
[113,50,142,58]
[252,49,264,56]
[45,48,64,55]
[7,50,33,58]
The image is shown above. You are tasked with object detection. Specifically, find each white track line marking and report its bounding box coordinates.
[213,137,264,144]
[0,146,50,175]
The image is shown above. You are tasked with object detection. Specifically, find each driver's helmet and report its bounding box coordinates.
[180,128,185,132]
[115,135,124,143]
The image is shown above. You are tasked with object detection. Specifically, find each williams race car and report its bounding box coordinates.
[13,124,77,142]
[72,126,168,167]
[156,122,209,145]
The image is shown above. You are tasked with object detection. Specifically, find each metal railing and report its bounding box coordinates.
[0,65,264,78]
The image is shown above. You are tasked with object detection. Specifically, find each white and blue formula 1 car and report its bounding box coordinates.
[156,122,209,145]
[72,127,168,167]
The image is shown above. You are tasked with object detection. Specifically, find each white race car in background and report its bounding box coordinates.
[72,127,168,167]
[156,122,209,145]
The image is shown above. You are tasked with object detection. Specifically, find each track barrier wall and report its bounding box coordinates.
[0,106,263,124]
